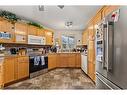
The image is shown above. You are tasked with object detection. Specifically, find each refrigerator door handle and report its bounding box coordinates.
[106,21,109,71]
[106,21,114,72]
[102,23,107,69]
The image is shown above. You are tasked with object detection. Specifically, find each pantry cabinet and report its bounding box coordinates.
[0,18,15,43]
[87,24,96,81]
[15,22,28,44]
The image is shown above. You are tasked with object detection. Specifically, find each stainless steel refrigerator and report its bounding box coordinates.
[95,6,127,89]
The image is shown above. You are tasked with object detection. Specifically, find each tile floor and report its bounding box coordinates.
[5,68,95,89]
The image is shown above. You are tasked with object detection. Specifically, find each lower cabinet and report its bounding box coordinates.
[4,57,16,84]
[48,54,57,70]
[87,62,95,81]
[59,54,69,67]
[68,54,76,67]
[75,54,81,67]
[3,56,29,85]
[48,53,81,70]
[17,56,29,80]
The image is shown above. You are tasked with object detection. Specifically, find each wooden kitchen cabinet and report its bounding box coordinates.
[87,62,95,81]
[48,54,57,70]
[0,62,4,88]
[45,30,53,45]
[17,56,29,79]
[75,53,81,67]
[37,28,45,37]
[59,54,69,67]
[3,57,16,84]
[3,56,29,85]
[0,18,15,43]
[68,54,76,67]
[28,25,38,36]
[82,29,88,45]
[102,6,119,18]
[15,22,28,44]
[49,53,81,68]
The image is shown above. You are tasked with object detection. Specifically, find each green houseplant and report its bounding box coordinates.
[0,10,20,23]
[27,22,44,29]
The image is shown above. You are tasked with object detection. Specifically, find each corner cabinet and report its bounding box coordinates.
[48,54,57,70]
[0,18,15,43]
[15,22,28,44]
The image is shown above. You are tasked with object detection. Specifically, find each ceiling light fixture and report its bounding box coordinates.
[65,21,73,28]
[57,5,64,9]
[38,5,44,11]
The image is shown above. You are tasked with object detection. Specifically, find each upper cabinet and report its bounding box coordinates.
[82,29,88,45]
[93,11,102,24]
[102,6,119,18]
[28,25,38,36]
[45,30,53,45]
[0,18,15,43]
[15,22,28,44]
[37,28,45,37]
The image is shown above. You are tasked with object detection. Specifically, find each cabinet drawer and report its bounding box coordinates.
[17,57,29,63]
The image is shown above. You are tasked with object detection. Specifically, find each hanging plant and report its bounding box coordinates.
[0,10,20,23]
[28,22,44,29]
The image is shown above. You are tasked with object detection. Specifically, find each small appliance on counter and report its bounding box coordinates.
[76,45,87,53]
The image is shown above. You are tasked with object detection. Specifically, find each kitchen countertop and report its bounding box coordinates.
[48,52,81,54]
[0,54,29,58]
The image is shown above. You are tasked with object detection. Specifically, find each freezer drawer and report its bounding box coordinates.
[96,72,121,89]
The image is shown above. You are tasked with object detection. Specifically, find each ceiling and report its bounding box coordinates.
[0,6,101,31]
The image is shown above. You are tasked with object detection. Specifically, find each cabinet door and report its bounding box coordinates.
[88,62,95,81]
[48,54,57,70]
[68,54,76,67]
[17,56,29,79]
[15,23,28,43]
[75,54,81,67]
[102,6,119,17]
[45,30,53,45]
[4,57,15,84]
[93,12,102,24]
[82,30,88,45]
[28,25,37,36]
[37,28,45,37]
[15,23,28,35]
[0,19,7,32]
[0,64,3,87]
[0,19,15,43]
[59,54,68,67]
